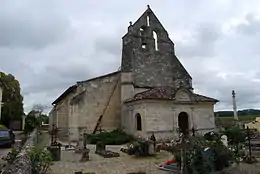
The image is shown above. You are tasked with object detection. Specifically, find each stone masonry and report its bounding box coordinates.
[50,5,219,142]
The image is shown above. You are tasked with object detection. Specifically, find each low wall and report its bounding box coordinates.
[2,130,37,174]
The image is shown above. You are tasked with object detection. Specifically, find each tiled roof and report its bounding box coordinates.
[193,94,219,103]
[125,86,176,102]
[124,86,219,103]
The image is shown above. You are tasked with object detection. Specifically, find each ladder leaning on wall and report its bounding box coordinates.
[92,66,121,134]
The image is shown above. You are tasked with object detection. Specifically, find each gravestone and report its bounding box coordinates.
[95,142,106,153]
[221,135,228,147]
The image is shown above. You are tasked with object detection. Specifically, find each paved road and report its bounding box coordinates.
[0,131,24,165]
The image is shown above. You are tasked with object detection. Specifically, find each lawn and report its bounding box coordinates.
[218,115,257,122]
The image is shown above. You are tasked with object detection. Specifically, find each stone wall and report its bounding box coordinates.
[50,90,77,141]
[69,72,121,141]
[123,100,216,141]
[2,130,37,174]
[121,7,192,89]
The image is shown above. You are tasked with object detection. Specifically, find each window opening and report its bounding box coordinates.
[153,31,158,51]
[141,43,147,49]
[147,15,150,26]
[136,113,142,131]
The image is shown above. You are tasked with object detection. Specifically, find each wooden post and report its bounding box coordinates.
[191,127,195,137]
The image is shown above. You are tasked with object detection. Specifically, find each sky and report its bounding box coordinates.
[0,0,260,113]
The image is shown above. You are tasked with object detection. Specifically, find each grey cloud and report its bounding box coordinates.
[1,0,260,113]
[0,2,73,49]
[94,34,122,57]
[23,62,96,95]
[236,14,260,36]
[176,23,221,58]
[192,70,260,110]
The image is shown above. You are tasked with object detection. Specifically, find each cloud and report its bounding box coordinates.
[0,1,73,49]
[0,0,260,113]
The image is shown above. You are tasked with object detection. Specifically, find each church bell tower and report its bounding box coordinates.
[121,5,192,90]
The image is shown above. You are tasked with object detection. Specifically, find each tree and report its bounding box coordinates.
[0,72,24,127]
[32,103,48,115]
[30,103,49,125]
[24,114,38,135]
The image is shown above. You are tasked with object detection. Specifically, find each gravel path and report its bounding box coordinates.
[50,145,173,174]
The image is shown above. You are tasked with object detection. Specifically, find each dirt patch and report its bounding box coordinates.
[49,145,172,174]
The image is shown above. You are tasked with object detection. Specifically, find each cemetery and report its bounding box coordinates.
[45,123,260,174]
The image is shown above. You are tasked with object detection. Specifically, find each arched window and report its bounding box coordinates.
[136,113,142,131]
[153,31,158,51]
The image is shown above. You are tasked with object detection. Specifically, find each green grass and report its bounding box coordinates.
[218,115,257,122]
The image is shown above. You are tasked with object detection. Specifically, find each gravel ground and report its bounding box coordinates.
[49,145,173,174]
[0,131,24,166]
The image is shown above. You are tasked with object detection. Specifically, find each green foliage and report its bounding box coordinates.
[126,140,153,157]
[173,134,237,174]
[28,146,53,174]
[0,72,24,127]
[87,129,135,145]
[38,114,49,124]
[221,127,246,145]
[2,148,19,164]
[204,131,220,141]
[24,115,39,134]
[0,124,7,130]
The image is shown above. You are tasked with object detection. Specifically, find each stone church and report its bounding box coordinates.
[49,6,219,142]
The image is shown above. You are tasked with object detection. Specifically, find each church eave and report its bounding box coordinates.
[77,71,120,84]
[52,85,77,105]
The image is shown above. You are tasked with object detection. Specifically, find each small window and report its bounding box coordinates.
[136,113,142,131]
[139,26,146,36]
[141,43,147,49]
[153,31,158,51]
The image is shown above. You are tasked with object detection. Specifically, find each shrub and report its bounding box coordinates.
[204,131,220,141]
[173,135,236,173]
[2,148,19,164]
[86,129,135,145]
[28,146,53,174]
[24,115,39,135]
[221,127,246,145]
[0,124,7,130]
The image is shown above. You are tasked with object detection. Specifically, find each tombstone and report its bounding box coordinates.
[80,133,90,162]
[221,135,228,147]
[148,141,155,155]
[95,141,106,153]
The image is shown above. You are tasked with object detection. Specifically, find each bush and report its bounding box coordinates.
[221,127,246,145]
[0,124,7,130]
[24,115,39,135]
[86,129,135,145]
[28,146,53,174]
[173,135,236,173]
[204,131,220,141]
